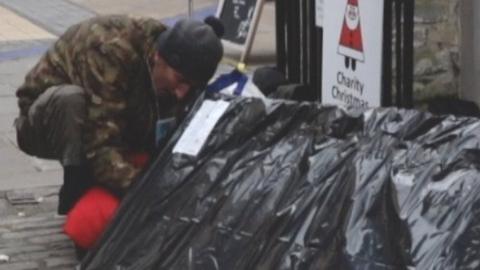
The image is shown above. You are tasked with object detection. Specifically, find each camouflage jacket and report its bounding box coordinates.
[16,15,171,190]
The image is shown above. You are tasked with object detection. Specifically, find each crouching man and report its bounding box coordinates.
[14,14,223,255]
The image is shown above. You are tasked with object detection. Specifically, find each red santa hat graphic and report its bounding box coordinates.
[338,0,365,70]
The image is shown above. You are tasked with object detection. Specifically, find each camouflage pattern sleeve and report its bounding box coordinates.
[68,16,150,190]
[16,43,71,116]
[16,15,165,190]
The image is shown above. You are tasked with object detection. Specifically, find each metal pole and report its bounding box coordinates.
[300,0,309,85]
[382,0,393,106]
[287,0,301,82]
[403,0,414,108]
[275,0,287,74]
[315,27,323,102]
[395,0,403,107]
[188,0,193,18]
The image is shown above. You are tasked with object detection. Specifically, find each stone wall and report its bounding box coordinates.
[413,0,461,104]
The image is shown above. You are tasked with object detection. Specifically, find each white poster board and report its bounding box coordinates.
[322,0,384,109]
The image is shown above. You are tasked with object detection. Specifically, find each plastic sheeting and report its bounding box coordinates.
[81,94,480,270]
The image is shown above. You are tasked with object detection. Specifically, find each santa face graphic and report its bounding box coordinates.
[346,5,359,30]
[338,0,365,71]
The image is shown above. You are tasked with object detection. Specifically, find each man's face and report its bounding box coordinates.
[150,52,193,101]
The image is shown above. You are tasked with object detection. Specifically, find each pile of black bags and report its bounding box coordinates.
[81,94,480,270]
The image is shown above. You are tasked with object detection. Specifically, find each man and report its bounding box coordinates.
[14,15,224,215]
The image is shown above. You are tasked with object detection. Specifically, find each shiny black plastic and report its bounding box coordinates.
[81,95,480,270]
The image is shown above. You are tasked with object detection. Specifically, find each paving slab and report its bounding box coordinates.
[0,57,41,96]
[0,138,36,172]
[0,6,56,42]
[70,0,218,19]
[0,135,61,191]
[0,185,77,270]
[0,114,15,134]
[0,166,61,192]
[0,97,18,116]
[0,0,95,35]
[0,41,51,63]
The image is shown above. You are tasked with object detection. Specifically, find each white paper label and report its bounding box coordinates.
[315,0,324,27]
[173,100,230,157]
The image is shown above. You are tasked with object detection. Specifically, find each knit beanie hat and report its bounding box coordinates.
[156,16,224,86]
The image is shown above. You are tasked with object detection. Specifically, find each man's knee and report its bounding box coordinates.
[17,84,86,159]
[47,85,85,115]
[29,85,85,125]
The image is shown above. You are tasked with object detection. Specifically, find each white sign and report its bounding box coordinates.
[322,0,384,109]
[315,0,324,27]
[173,100,230,157]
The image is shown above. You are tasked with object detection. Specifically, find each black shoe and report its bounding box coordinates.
[57,165,93,215]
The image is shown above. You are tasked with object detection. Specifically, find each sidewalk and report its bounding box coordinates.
[0,0,276,269]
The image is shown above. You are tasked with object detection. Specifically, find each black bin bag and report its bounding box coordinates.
[80,94,480,270]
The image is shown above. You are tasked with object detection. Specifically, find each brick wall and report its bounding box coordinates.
[413,0,461,104]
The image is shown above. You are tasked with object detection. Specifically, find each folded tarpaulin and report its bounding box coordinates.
[80,94,480,270]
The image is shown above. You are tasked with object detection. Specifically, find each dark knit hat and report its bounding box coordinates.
[156,16,224,86]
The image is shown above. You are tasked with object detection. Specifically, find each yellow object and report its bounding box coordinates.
[219,59,248,72]
[236,62,246,72]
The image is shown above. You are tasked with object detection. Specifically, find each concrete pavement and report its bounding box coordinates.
[0,0,276,269]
